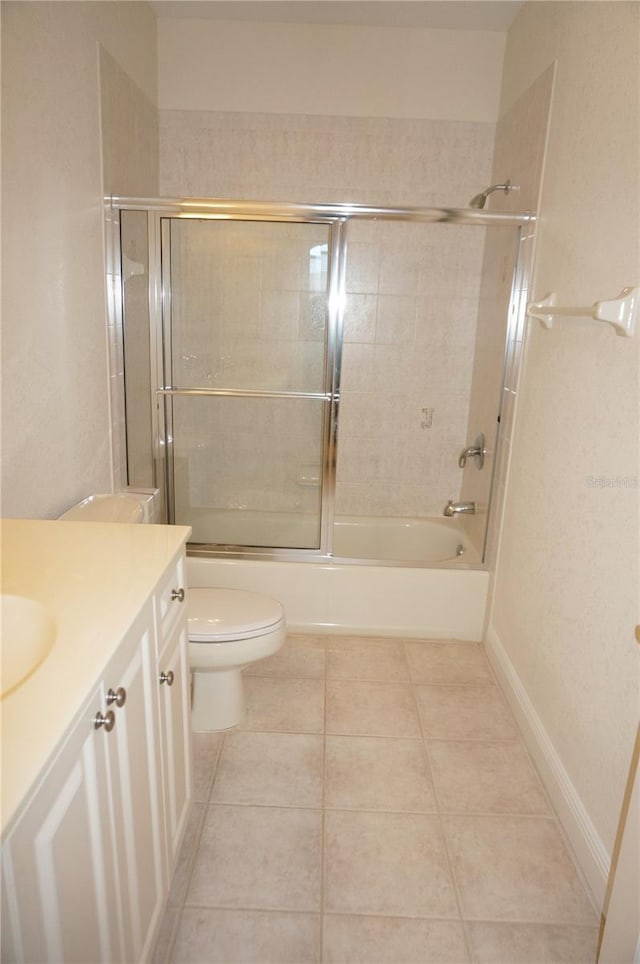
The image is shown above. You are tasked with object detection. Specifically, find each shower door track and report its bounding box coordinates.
[109,195,535,228]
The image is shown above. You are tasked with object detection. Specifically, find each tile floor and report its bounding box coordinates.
[154,635,599,964]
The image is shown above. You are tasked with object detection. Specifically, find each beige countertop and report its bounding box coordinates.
[0,518,191,836]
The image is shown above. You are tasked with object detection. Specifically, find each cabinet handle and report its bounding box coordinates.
[159,670,175,687]
[106,686,127,708]
[171,588,185,603]
[94,710,116,732]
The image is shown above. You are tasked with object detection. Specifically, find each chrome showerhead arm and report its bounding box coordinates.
[469,179,518,209]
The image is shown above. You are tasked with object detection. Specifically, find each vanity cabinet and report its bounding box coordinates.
[0,684,121,963]
[155,614,191,872]
[1,548,191,964]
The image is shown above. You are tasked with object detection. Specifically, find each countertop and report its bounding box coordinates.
[0,518,191,836]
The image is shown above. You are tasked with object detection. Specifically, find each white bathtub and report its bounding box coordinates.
[333,515,471,563]
[186,515,488,640]
[184,509,476,563]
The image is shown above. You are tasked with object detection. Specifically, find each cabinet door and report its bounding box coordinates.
[157,616,192,872]
[1,687,122,964]
[101,602,166,964]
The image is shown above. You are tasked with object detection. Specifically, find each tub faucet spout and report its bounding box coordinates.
[444,500,476,516]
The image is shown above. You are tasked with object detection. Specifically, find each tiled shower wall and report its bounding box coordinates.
[159,111,495,519]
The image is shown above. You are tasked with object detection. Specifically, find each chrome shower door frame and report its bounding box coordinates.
[151,205,348,560]
[110,195,535,566]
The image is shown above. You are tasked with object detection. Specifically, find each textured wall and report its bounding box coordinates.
[0,1,157,518]
[490,1,639,863]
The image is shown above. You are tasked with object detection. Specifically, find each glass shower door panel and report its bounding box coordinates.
[172,395,325,549]
[168,219,329,393]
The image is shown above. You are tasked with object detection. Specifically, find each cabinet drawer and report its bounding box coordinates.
[154,553,187,644]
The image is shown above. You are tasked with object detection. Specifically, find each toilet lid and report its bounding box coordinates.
[188,588,285,642]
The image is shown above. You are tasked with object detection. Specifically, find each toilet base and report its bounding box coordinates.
[191,668,245,731]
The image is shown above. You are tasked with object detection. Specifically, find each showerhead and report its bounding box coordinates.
[469,179,517,209]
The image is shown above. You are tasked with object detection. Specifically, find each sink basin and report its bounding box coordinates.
[1,595,57,698]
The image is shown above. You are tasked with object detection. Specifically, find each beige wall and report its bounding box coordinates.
[487,0,640,904]
[1,1,157,518]
[157,19,505,123]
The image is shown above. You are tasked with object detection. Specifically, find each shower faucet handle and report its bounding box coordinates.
[458,433,486,469]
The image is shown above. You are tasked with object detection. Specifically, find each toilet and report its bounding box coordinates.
[188,588,286,731]
[58,492,287,731]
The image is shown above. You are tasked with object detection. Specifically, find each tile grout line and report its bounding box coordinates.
[166,731,226,961]
[403,638,475,964]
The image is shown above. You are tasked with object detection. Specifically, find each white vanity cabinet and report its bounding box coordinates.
[1,684,121,964]
[155,613,192,872]
[1,542,192,964]
[99,600,166,964]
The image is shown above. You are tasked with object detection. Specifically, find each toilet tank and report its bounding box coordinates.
[58,489,160,524]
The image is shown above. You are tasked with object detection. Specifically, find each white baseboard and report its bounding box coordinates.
[485,623,610,910]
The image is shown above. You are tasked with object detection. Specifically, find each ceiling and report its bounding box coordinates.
[150,1,525,32]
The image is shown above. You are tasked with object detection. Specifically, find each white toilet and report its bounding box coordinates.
[188,588,286,731]
[58,492,287,731]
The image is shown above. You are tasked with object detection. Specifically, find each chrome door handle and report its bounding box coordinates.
[159,671,174,686]
[171,588,185,602]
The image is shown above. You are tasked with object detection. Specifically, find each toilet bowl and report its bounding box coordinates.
[188,588,286,731]
[57,492,287,732]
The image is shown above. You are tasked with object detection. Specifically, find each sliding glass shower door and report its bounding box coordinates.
[160,218,339,550]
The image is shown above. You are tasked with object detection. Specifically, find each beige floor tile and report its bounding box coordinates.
[465,921,599,963]
[171,908,320,964]
[414,684,520,741]
[212,731,324,807]
[240,676,325,733]
[170,908,321,963]
[324,810,459,918]
[325,736,436,812]
[167,803,206,908]
[322,914,470,963]
[405,640,494,685]
[191,732,224,803]
[326,679,420,738]
[187,805,322,912]
[326,635,409,681]
[245,634,326,679]
[443,815,598,924]
[428,741,550,815]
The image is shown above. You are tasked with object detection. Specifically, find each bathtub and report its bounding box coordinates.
[333,515,471,563]
[186,514,489,640]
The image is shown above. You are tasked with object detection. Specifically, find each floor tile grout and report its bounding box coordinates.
[162,634,599,963]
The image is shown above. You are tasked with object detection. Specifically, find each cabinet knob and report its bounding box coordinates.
[94,710,116,732]
[159,670,175,687]
[106,686,127,708]
[171,588,185,603]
